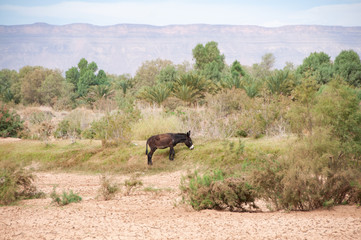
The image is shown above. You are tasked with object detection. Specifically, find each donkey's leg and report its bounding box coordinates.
[148,148,156,165]
[169,147,175,160]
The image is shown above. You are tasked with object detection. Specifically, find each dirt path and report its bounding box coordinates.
[1,171,361,240]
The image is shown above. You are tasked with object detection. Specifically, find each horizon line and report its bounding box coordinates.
[1,22,361,28]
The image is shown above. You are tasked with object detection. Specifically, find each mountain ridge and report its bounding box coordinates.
[1,23,360,75]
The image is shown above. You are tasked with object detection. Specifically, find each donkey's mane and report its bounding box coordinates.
[172,133,187,143]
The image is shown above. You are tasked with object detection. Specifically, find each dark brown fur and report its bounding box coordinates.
[146,131,193,165]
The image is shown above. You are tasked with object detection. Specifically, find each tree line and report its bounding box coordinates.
[1,41,360,109]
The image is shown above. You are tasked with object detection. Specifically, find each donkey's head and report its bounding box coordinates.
[184,130,194,150]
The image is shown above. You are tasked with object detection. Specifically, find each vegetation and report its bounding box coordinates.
[0,105,23,137]
[124,176,143,196]
[50,187,82,206]
[1,41,361,211]
[98,174,119,200]
[180,170,258,211]
[0,161,45,205]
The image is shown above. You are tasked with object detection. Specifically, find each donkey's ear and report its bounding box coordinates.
[187,130,191,137]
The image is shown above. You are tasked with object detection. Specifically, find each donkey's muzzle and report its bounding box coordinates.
[189,145,194,150]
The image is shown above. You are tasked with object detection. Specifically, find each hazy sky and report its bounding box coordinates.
[0,0,360,27]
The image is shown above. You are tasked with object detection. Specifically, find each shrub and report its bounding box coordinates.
[131,111,182,140]
[124,176,143,196]
[180,170,258,211]
[28,110,53,125]
[314,79,361,162]
[251,131,361,211]
[50,187,82,206]
[37,121,54,144]
[202,89,290,138]
[54,119,70,138]
[253,78,361,211]
[98,175,119,200]
[0,162,45,205]
[19,108,54,140]
[0,105,24,137]
[54,119,81,141]
[91,109,139,147]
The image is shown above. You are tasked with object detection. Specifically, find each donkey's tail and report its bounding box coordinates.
[145,139,149,155]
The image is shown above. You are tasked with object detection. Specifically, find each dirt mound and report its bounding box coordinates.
[1,171,360,239]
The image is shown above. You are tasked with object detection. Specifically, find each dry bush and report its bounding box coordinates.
[180,170,258,211]
[91,110,139,147]
[93,98,118,113]
[124,176,143,196]
[235,94,291,138]
[251,130,361,211]
[175,89,291,139]
[18,107,54,139]
[0,161,45,205]
[210,177,259,211]
[132,107,183,140]
[132,89,291,140]
[98,174,119,200]
[66,107,104,130]
[173,106,238,139]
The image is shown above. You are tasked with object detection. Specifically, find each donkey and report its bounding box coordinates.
[146,131,194,165]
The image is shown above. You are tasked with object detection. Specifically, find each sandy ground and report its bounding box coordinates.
[1,171,361,240]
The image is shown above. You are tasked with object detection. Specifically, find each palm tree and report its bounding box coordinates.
[221,74,241,89]
[137,84,171,106]
[266,70,293,95]
[242,76,260,98]
[172,72,212,105]
[88,85,114,101]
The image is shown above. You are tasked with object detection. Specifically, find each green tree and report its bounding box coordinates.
[20,67,47,104]
[78,58,88,73]
[65,67,80,90]
[134,59,173,90]
[87,61,98,73]
[202,61,223,83]
[192,41,225,82]
[222,60,247,89]
[231,60,247,78]
[156,64,178,87]
[96,70,109,85]
[193,41,225,71]
[297,52,333,84]
[334,50,361,87]
[287,75,319,135]
[250,53,275,80]
[40,70,65,106]
[66,58,108,98]
[77,70,97,97]
[0,69,18,103]
[315,78,361,160]
[260,53,275,72]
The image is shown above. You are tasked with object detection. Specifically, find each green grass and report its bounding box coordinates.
[0,136,295,174]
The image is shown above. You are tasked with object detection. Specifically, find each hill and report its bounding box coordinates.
[0,23,360,74]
